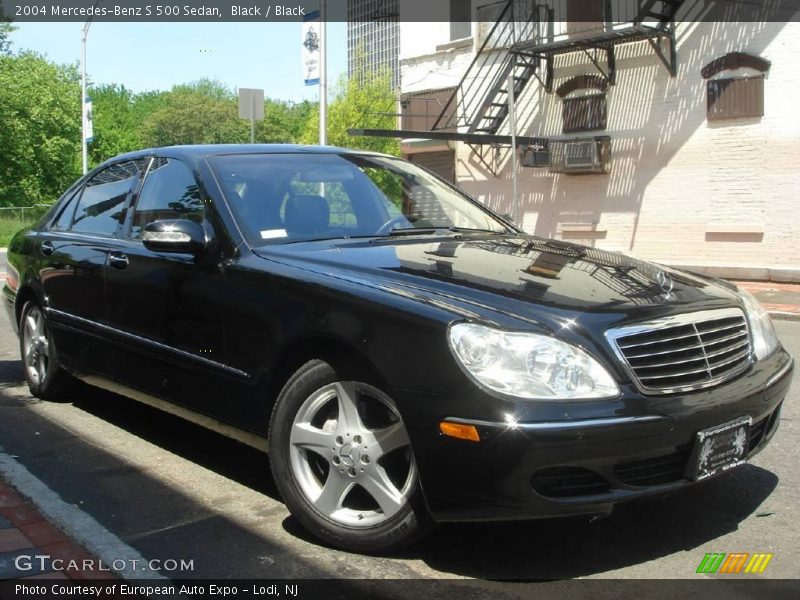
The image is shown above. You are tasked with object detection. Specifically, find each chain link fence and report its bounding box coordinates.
[0,205,53,222]
[0,205,53,247]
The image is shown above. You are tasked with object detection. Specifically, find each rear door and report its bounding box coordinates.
[41,159,145,375]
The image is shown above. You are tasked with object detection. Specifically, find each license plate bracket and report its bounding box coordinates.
[686,416,751,481]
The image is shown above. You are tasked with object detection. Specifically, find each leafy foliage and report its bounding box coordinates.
[0,52,81,206]
[88,84,144,163]
[0,9,15,55]
[140,79,248,147]
[301,71,400,156]
[0,37,397,209]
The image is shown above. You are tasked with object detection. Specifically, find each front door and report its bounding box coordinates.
[103,157,236,423]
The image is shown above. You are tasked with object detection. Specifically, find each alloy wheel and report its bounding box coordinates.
[22,306,49,386]
[289,381,416,528]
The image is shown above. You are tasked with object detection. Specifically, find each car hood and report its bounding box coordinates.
[253,234,743,330]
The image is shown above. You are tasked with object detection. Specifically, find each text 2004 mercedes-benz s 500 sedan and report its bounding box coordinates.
[2,145,794,552]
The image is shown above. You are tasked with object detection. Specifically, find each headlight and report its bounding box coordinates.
[738,289,779,360]
[448,323,619,400]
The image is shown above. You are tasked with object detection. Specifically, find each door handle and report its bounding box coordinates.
[108,252,129,269]
[40,241,54,256]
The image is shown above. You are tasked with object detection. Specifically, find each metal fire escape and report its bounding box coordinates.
[349,0,685,150]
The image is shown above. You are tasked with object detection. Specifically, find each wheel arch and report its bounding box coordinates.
[14,283,45,328]
[265,334,391,432]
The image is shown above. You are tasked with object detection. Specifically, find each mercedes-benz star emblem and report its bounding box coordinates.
[656,271,674,295]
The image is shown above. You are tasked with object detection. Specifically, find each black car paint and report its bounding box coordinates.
[2,145,793,523]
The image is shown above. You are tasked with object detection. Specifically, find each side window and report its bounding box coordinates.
[51,188,82,231]
[70,161,141,236]
[130,158,205,239]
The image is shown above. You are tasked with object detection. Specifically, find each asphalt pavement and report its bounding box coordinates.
[0,301,797,583]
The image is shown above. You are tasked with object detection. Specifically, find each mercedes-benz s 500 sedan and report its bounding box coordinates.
[3,145,794,552]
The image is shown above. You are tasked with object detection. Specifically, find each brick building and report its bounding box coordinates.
[380,1,799,281]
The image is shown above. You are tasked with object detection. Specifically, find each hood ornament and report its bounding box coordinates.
[656,271,674,298]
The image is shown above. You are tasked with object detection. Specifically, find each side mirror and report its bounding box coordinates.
[141,219,207,256]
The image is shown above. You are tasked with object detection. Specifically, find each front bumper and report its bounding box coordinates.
[397,349,793,523]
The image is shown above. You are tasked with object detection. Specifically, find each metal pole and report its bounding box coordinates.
[80,1,101,174]
[319,0,327,146]
[250,93,255,143]
[80,25,88,175]
[508,70,519,226]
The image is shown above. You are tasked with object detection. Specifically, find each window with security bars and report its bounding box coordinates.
[562,94,607,133]
[707,76,764,121]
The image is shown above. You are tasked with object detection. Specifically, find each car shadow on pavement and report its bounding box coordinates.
[66,383,282,501]
[277,464,778,578]
[0,359,24,388]
[406,464,778,579]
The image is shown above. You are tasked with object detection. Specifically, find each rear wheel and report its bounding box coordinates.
[269,359,430,553]
[19,302,76,400]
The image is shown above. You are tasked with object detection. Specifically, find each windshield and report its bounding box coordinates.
[208,153,510,244]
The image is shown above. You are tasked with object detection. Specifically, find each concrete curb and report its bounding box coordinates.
[0,448,169,581]
[770,311,800,322]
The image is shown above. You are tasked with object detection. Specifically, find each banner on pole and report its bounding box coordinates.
[84,96,93,144]
[302,11,320,86]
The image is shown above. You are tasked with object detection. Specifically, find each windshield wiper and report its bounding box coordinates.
[445,226,509,234]
[385,227,441,237]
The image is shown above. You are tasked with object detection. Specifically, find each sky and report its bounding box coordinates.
[10,21,348,102]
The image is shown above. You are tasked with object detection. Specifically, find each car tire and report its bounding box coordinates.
[19,301,76,400]
[268,359,431,553]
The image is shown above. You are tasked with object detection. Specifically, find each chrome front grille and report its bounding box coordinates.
[606,309,752,394]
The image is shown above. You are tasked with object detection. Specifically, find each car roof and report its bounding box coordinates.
[101,144,395,170]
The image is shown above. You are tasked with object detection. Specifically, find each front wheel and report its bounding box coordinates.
[268,359,430,553]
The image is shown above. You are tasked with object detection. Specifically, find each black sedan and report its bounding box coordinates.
[2,145,794,553]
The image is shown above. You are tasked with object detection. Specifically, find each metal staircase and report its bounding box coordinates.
[470,54,540,134]
[431,0,686,136]
[349,0,688,155]
[430,0,540,132]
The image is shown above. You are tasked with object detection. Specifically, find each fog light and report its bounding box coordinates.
[439,421,480,442]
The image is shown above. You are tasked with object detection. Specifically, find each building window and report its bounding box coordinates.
[566,0,606,34]
[450,0,471,40]
[557,74,608,134]
[562,95,607,133]
[400,88,456,131]
[707,76,764,121]
[702,52,770,122]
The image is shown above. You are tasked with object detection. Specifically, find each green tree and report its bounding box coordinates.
[140,79,247,147]
[139,80,317,148]
[0,52,80,206]
[0,9,15,55]
[88,84,143,164]
[301,71,400,155]
[260,99,313,143]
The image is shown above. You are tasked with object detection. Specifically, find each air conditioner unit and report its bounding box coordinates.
[549,136,611,174]
[521,144,549,168]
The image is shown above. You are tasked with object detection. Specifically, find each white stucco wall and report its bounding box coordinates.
[398,20,800,280]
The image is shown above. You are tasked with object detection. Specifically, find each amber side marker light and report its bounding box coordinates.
[440,421,481,442]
